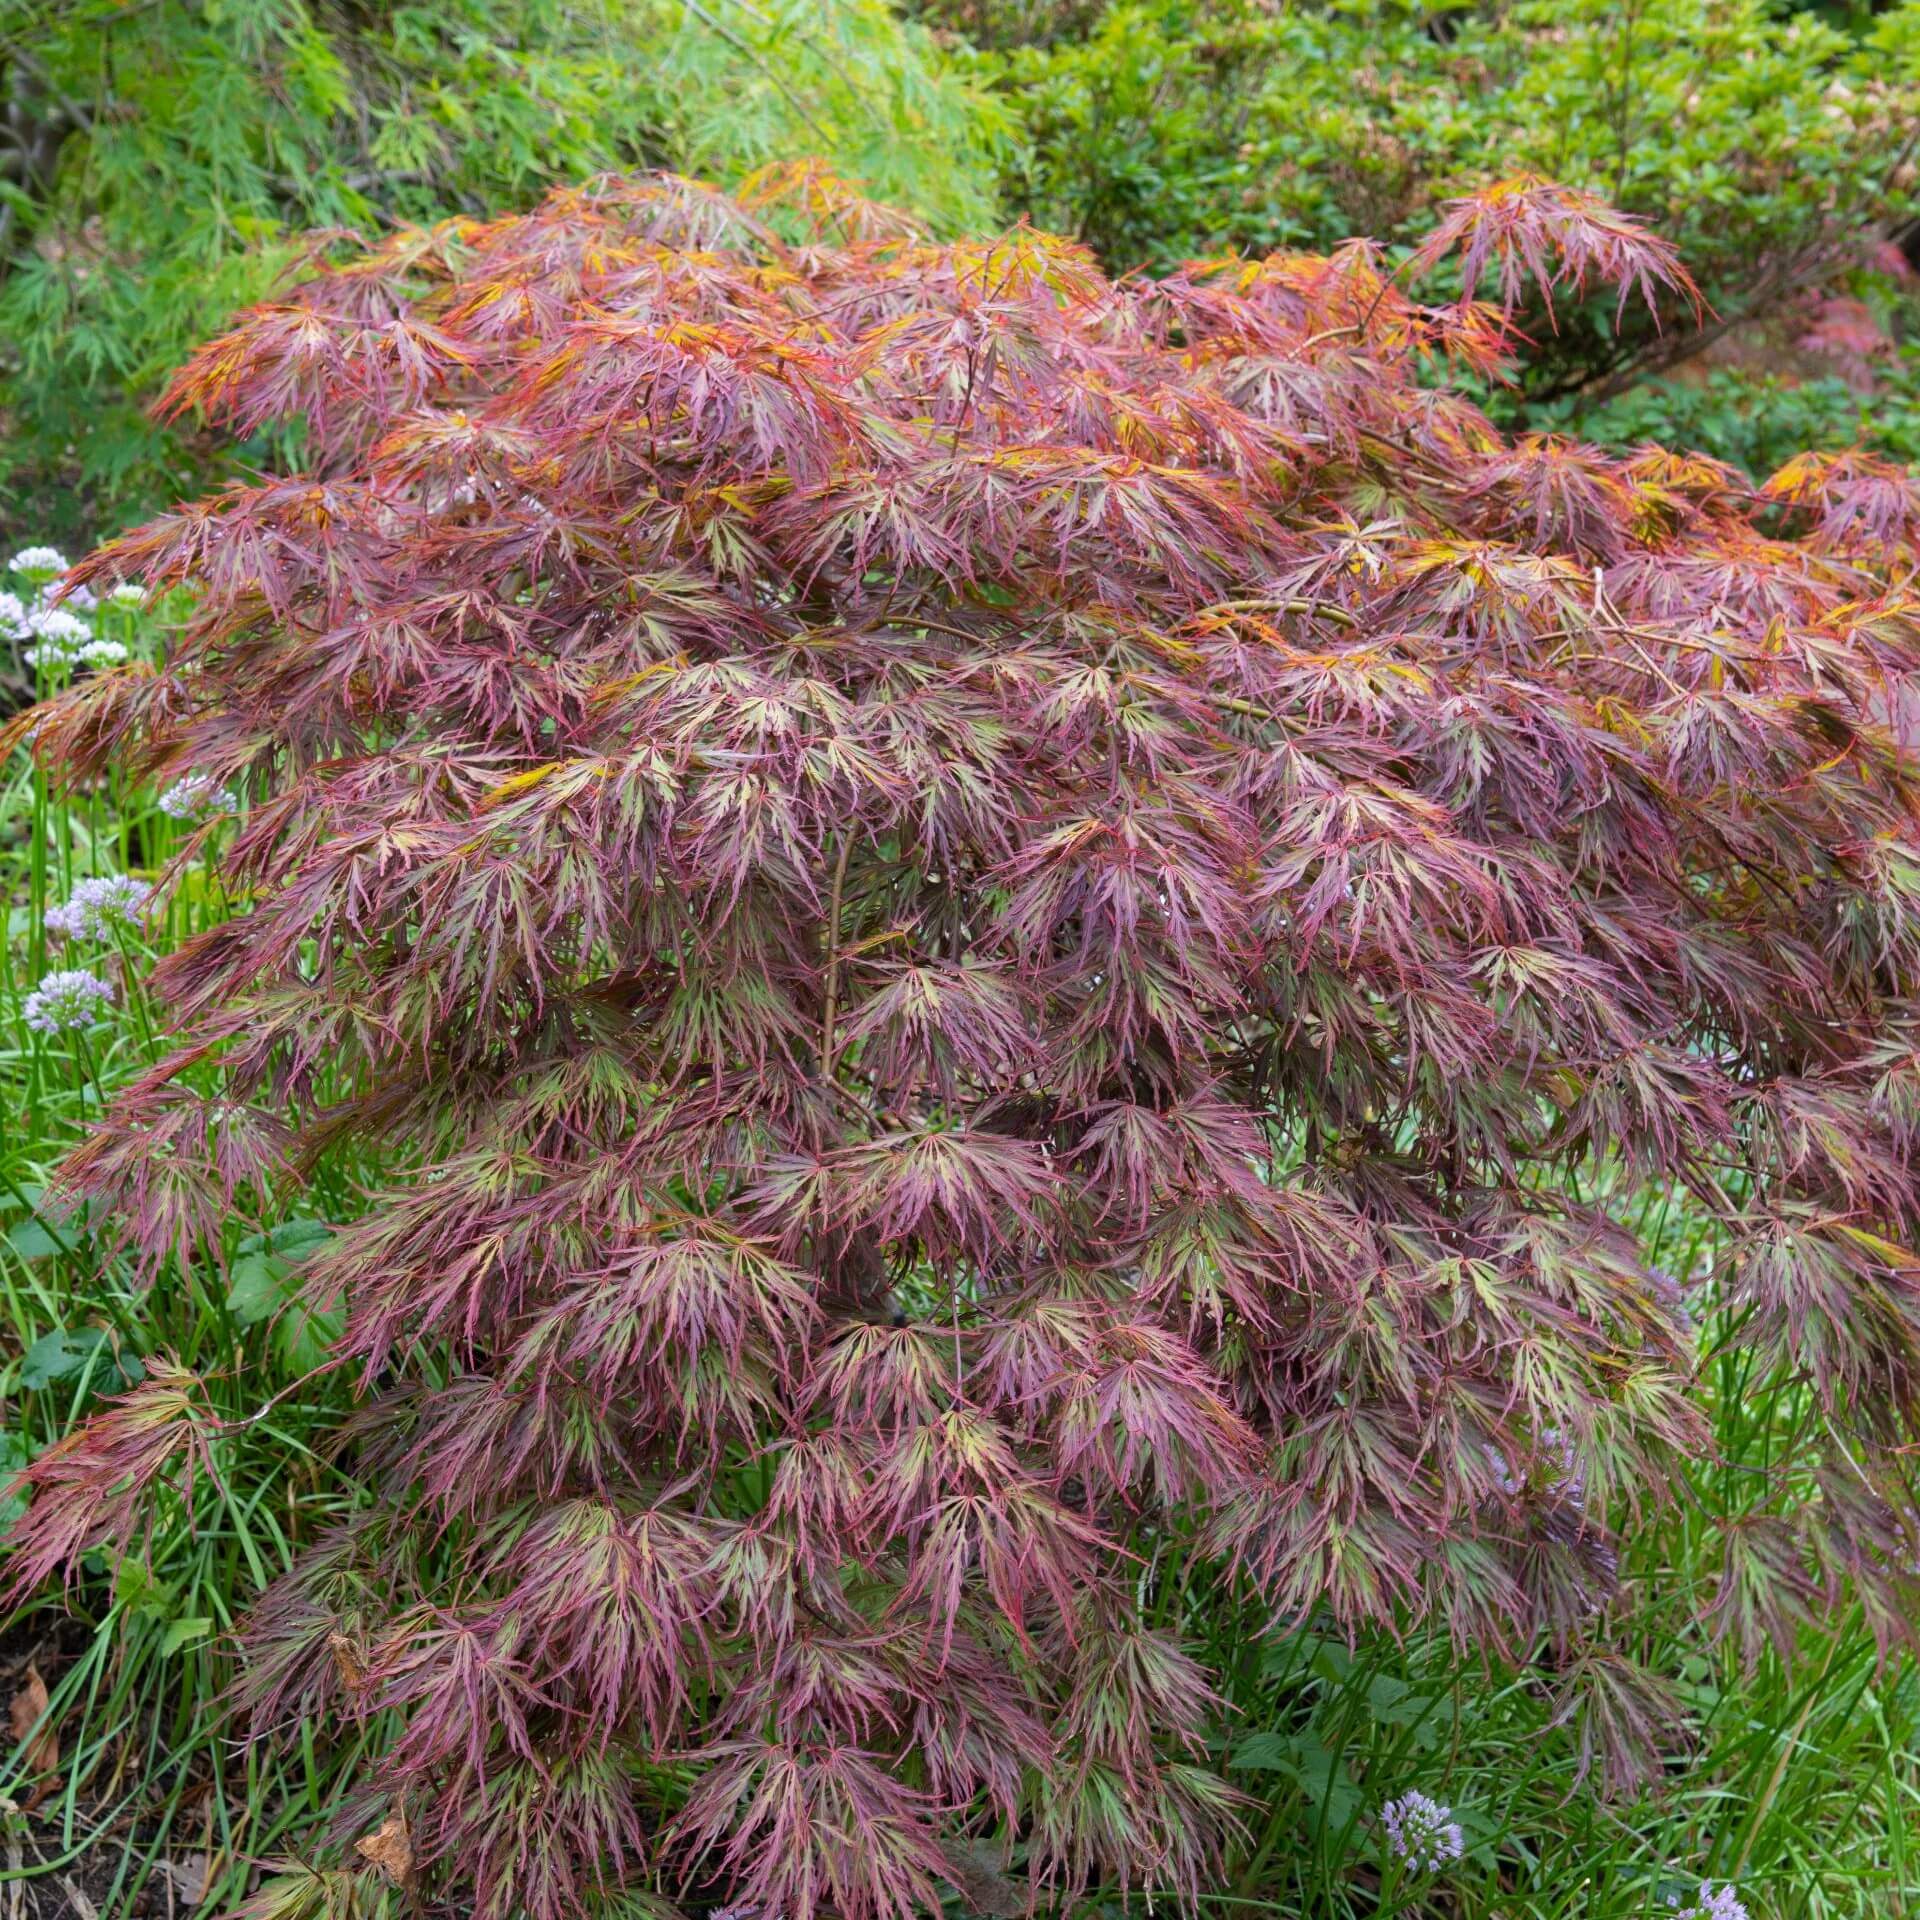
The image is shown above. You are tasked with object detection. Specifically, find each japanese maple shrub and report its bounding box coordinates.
[14,164,1920,1919]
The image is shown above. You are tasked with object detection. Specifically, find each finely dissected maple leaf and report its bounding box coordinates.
[10,161,1920,1918]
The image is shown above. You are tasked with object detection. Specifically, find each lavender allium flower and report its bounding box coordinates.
[21,968,115,1034]
[1482,1442,1523,1495]
[157,773,232,822]
[10,546,68,576]
[46,874,150,941]
[1647,1263,1701,1341]
[1535,1424,1587,1504]
[0,590,28,638]
[1381,1791,1465,1873]
[1484,1425,1586,1506]
[1671,1886,1749,1920]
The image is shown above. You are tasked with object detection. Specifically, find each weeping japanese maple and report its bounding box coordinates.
[15,161,1920,1918]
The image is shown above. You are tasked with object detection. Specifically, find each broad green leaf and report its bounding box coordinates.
[1230,1729,1297,1770]
[160,1617,216,1657]
[0,1434,29,1535]
[20,1326,141,1392]
[5,1218,75,1261]
[227,1251,294,1327]
[116,1556,178,1620]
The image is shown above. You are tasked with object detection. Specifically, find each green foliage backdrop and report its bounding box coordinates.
[0,0,1008,536]
[13,0,1920,529]
[919,0,1920,464]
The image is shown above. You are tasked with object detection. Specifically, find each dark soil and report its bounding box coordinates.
[0,1618,227,1920]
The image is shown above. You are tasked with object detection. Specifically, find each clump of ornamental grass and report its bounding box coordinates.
[9,162,1920,1920]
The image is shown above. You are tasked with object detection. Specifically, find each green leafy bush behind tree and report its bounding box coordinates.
[14,0,1920,529]
[0,0,1009,537]
[920,0,1920,463]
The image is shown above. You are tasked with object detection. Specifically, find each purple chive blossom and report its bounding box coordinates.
[0,591,28,639]
[1537,1424,1587,1505]
[1484,1426,1586,1505]
[1482,1443,1523,1495]
[1381,1791,1465,1872]
[45,874,151,941]
[21,969,115,1034]
[1646,1264,1701,1340]
[157,774,232,822]
[1670,1887,1749,1920]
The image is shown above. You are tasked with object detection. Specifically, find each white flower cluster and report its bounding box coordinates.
[4,549,147,676]
[157,773,234,823]
[46,873,151,941]
[22,967,115,1034]
[1381,1791,1465,1873]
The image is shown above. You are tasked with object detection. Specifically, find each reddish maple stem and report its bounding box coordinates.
[820,829,854,1078]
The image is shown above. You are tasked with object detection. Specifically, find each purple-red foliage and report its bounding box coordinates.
[13,165,1920,1916]
[3,1360,214,1593]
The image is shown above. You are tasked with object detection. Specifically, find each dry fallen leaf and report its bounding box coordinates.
[937,1839,1027,1919]
[156,1852,211,1907]
[57,1877,98,1920]
[326,1631,367,1693]
[7,1666,58,1783]
[355,1812,413,1888]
